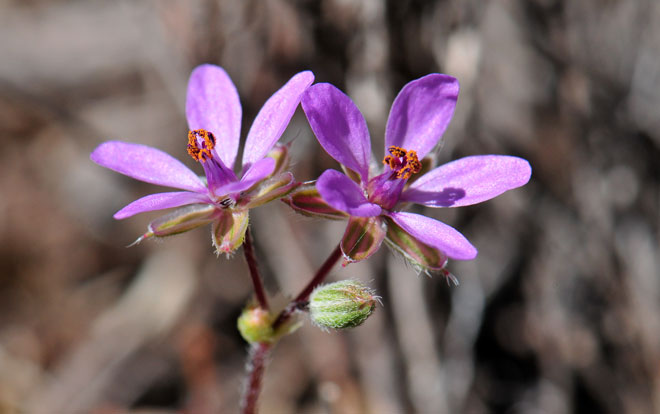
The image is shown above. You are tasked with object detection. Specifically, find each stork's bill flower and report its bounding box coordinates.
[91,64,314,254]
[287,75,531,271]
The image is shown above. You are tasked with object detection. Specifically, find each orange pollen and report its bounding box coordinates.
[382,146,421,179]
[187,129,216,162]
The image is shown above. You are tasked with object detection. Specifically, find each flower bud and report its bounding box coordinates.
[309,280,379,330]
[237,306,275,344]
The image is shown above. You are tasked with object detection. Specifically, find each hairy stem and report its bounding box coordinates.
[272,244,342,329]
[243,228,269,310]
[241,342,271,414]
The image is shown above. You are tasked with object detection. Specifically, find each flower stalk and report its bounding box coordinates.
[243,228,269,310]
[241,342,271,414]
[272,244,343,330]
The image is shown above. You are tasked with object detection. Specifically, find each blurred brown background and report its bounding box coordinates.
[1,0,659,413]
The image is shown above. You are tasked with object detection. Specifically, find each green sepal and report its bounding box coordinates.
[284,184,349,220]
[266,143,292,178]
[132,204,217,245]
[309,280,378,330]
[341,165,362,185]
[244,172,298,209]
[383,216,448,271]
[340,216,386,264]
[212,209,249,255]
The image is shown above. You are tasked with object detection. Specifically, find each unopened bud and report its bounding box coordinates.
[309,280,379,330]
[237,306,275,344]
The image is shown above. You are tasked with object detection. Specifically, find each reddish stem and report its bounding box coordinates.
[241,342,271,414]
[272,244,342,329]
[243,228,269,311]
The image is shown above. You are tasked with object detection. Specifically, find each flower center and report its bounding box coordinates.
[187,129,216,162]
[382,146,422,179]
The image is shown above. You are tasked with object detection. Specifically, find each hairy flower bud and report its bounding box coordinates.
[237,306,275,344]
[309,280,379,330]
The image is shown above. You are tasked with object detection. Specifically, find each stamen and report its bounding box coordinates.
[388,146,407,158]
[381,146,422,179]
[187,129,216,162]
[382,155,397,169]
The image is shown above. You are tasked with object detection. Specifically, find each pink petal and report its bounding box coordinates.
[302,83,372,183]
[91,141,206,193]
[186,64,242,169]
[401,155,532,207]
[212,158,275,197]
[114,191,211,219]
[242,71,314,169]
[388,211,477,260]
[241,157,276,184]
[385,74,459,159]
[317,169,381,217]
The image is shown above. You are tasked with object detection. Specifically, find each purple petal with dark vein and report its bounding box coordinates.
[91,141,206,193]
[301,83,371,183]
[186,64,242,169]
[388,211,477,260]
[114,191,211,219]
[385,74,459,159]
[242,71,314,169]
[401,155,532,207]
[317,169,381,217]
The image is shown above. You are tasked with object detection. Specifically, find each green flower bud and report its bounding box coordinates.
[237,306,275,344]
[309,280,379,330]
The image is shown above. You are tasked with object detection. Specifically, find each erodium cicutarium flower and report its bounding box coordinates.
[287,75,531,271]
[91,64,314,253]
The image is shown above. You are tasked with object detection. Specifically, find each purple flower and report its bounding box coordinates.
[289,75,531,270]
[91,64,314,253]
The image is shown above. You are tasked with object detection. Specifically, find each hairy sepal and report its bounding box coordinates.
[383,216,448,271]
[266,143,292,178]
[212,209,249,254]
[244,172,298,209]
[132,204,217,244]
[284,184,349,220]
[340,216,386,264]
